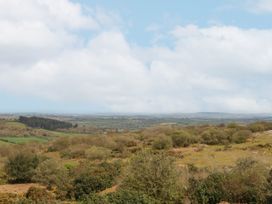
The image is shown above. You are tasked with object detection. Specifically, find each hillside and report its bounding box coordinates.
[0,120,271,203]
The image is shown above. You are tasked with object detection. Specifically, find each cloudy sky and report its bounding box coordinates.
[0,0,272,114]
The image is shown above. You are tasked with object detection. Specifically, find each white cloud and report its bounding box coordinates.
[247,0,272,13]
[0,1,272,113]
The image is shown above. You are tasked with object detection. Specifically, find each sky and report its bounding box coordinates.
[0,0,272,114]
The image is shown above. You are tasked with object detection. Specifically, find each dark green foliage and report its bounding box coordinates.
[107,190,159,204]
[5,152,39,183]
[189,158,271,204]
[81,193,109,204]
[19,116,72,130]
[74,162,121,200]
[189,173,227,204]
[171,131,193,147]
[121,151,183,203]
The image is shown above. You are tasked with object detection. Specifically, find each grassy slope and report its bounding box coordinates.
[0,121,93,144]
[176,131,272,169]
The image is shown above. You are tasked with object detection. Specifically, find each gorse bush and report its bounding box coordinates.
[25,186,56,203]
[34,159,70,191]
[152,135,172,150]
[107,190,159,204]
[73,161,121,200]
[171,131,194,147]
[189,172,227,204]
[201,128,229,145]
[189,158,271,204]
[5,152,39,183]
[231,130,252,143]
[121,150,183,203]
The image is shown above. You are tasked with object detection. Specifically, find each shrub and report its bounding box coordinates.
[107,190,159,204]
[25,187,56,203]
[81,193,109,204]
[171,131,193,147]
[248,123,265,132]
[189,173,227,204]
[85,146,111,160]
[226,158,270,203]
[121,151,183,203]
[5,152,39,183]
[34,159,71,191]
[189,158,271,204]
[201,129,229,145]
[231,130,252,144]
[73,162,121,200]
[152,136,172,150]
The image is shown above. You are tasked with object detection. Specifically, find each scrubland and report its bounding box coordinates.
[0,119,272,203]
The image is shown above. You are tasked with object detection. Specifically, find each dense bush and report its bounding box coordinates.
[25,187,56,203]
[189,172,227,204]
[5,152,39,183]
[121,151,183,203]
[226,158,270,203]
[231,130,252,143]
[248,122,266,132]
[201,128,229,145]
[81,190,158,204]
[152,136,172,150]
[34,159,71,191]
[81,193,109,204]
[73,161,121,200]
[107,190,159,204]
[189,158,271,204]
[171,131,194,147]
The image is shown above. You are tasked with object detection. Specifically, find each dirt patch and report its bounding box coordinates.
[0,183,44,195]
[99,185,118,195]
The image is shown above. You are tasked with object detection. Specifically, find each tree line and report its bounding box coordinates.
[19,116,73,130]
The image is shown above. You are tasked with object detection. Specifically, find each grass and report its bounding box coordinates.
[176,132,272,169]
[0,136,50,144]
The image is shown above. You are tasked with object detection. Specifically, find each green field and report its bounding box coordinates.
[0,136,50,144]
